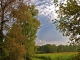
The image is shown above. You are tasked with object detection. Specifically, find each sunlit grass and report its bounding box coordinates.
[32,52,77,60]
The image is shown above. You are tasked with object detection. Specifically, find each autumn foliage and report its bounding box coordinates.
[0,0,40,60]
[4,23,26,60]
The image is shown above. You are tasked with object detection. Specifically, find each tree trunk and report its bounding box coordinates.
[0,1,5,55]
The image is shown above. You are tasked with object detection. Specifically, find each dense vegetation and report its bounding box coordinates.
[33,52,77,60]
[0,0,40,60]
[54,0,80,44]
[37,44,80,53]
[54,0,80,60]
[0,0,80,60]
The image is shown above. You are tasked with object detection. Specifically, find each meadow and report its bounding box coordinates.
[32,52,77,60]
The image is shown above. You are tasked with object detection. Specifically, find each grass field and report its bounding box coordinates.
[32,52,77,60]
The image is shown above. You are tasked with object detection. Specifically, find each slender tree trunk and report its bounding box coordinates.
[0,1,5,55]
[0,9,4,42]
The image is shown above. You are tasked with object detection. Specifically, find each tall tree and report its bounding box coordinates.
[0,0,40,60]
[6,2,40,60]
[54,0,80,43]
[4,23,26,60]
[0,0,24,55]
[22,5,40,60]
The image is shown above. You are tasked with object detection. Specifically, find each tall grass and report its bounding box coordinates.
[32,52,77,60]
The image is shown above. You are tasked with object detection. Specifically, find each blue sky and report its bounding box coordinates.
[31,0,69,45]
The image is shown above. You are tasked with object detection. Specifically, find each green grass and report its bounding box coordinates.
[32,52,77,60]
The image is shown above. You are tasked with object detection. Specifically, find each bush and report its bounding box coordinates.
[71,53,80,60]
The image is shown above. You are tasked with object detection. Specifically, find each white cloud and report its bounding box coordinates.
[31,0,57,22]
[35,38,47,46]
[32,0,70,46]
[35,38,69,46]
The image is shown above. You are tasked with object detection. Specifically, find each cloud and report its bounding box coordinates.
[31,0,57,22]
[35,38,69,46]
[31,0,70,45]
[35,38,47,46]
[37,23,69,45]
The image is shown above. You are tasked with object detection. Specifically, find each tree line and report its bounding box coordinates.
[37,44,80,53]
[0,0,80,60]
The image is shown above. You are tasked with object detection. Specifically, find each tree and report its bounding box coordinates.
[57,44,64,52]
[3,23,26,60]
[54,0,80,44]
[21,5,40,60]
[6,2,40,60]
[0,0,24,55]
[51,44,57,53]
[0,0,40,60]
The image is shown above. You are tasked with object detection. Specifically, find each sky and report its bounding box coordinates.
[31,0,70,46]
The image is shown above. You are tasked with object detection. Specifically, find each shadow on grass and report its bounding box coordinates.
[34,56,52,60]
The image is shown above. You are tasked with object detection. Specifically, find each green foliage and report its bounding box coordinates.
[20,5,40,60]
[0,0,40,60]
[33,52,76,60]
[54,0,80,43]
[3,23,26,60]
[70,49,80,60]
[54,0,80,59]
[0,0,25,57]
[71,53,80,60]
[37,44,79,53]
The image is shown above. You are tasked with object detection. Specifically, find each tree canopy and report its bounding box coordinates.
[0,0,40,60]
[21,5,40,60]
[0,0,24,56]
[54,0,80,44]
[37,44,79,53]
